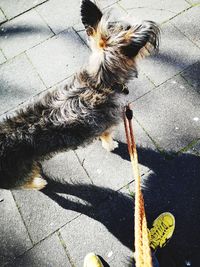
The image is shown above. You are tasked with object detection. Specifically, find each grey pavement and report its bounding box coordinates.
[0,1,200,267]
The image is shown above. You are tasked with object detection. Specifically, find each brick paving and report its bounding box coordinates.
[0,0,200,266]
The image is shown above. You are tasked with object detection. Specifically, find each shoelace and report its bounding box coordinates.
[150,221,174,250]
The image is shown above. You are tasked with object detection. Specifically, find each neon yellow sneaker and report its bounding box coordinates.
[148,212,175,250]
[83,253,104,267]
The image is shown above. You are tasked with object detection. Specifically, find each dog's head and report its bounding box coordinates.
[81,0,160,85]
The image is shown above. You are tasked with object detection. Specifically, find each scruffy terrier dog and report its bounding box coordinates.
[0,0,159,190]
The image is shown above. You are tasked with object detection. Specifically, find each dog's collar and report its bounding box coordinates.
[111,83,129,95]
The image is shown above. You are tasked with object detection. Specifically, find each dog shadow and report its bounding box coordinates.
[42,144,200,267]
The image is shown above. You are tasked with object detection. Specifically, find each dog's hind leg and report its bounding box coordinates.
[100,130,118,152]
[20,162,47,190]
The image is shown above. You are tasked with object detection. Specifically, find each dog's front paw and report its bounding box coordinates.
[22,176,47,190]
[32,177,48,190]
[102,140,118,152]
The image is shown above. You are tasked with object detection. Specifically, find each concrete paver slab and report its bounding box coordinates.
[171,5,200,47]
[96,0,119,9]
[0,0,47,19]
[140,22,200,86]
[119,0,190,14]
[181,61,200,92]
[0,54,45,115]
[0,190,32,266]
[76,121,157,190]
[12,151,94,243]
[132,75,200,152]
[27,28,89,87]
[36,0,81,34]
[60,191,133,267]
[10,234,72,267]
[127,73,155,102]
[0,10,53,59]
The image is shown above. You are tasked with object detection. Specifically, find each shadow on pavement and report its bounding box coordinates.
[42,144,200,267]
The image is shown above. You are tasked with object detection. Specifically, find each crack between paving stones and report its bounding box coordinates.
[98,0,120,10]
[115,2,129,14]
[126,6,177,14]
[134,116,193,160]
[0,72,75,118]
[74,151,94,184]
[25,52,48,89]
[0,48,7,62]
[11,191,34,246]
[0,7,7,19]
[57,231,77,267]
[7,213,83,264]
[0,9,7,25]
[185,0,200,6]
[21,32,55,53]
[176,138,200,155]
[35,8,56,36]
[180,70,200,91]
[170,22,200,49]
[8,174,145,265]
[72,26,90,49]
[117,170,151,196]
[139,71,186,94]
[161,5,193,25]
[131,116,172,159]
[117,2,129,13]
[0,0,50,26]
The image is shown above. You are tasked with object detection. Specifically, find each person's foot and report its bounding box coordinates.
[84,252,104,267]
[149,212,175,250]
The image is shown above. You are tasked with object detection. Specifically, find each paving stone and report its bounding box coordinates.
[140,22,200,86]
[132,75,200,152]
[125,7,177,24]
[76,141,135,190]
[95,0,119,9]
[60,191,133,267]
[12,151,102,243]
[27,28,90,87]
[0,54,45,115]
[119,0,189,14]
[0,49,6,64]
[76,30,88,46]
[0,189,32,266]
[0,77,70,124]
[76,121,157,190]
[181,61,200,92]
[127,72,155,102]
[0,8,6,24]
[0,10,53,59]
[10,234,71,267]
[36,0,80,34]
[171,5,200,47]
[0,0,47,19]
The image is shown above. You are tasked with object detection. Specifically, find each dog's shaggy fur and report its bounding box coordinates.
[0,0,160,189]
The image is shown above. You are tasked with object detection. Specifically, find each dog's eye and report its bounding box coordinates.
[125,25,131,30]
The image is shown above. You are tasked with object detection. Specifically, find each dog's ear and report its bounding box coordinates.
[121,21,160,58]
[122,42,146,58]
[81,0,103,35]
